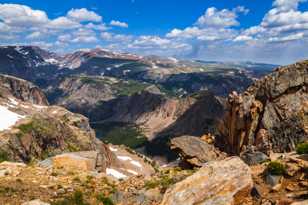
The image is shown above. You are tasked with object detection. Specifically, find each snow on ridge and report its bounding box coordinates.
[168,57,178,63]
[33,104,47,109]
[45,58,58,64]
[126,169,138,175]
[106,168,127,179]
[117,156,132,161]
[130,160,142,168]
[14,46,29,56]
[109,147,118,152]
[9,98,18,106]
[0,105,24,131]
[117,155,143,168]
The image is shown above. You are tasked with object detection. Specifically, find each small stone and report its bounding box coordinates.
[271,184,282,192]
[285,163,301,177]
[261,199,272,205]
[39,185,48,189]
[277,198,294,205]
[299,181,308,187]
[241,151,269,165]
[286,184,298,192]
[266,174,283,187]
[57,188,66,194]
[286,190,308,199]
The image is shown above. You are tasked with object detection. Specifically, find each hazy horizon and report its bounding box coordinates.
[0,0,308,64]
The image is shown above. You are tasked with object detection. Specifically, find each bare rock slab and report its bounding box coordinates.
[52,152,97,171]
[170,135,225,167]
[160,157,253,205]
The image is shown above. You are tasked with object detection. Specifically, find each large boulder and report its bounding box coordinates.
[218,61,308,154]
[170,135,225,167]
[160,157,253,205]
[49,151,99,171]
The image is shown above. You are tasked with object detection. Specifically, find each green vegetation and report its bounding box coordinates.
[0,150,9,162]
[16,116,78,160]
[80,76,100,85]
[91,122,147,149]
[144,175,176,191]
[296,142,308,154]
[52,190,89,205]
[156,85,178,97]
[96,194,114,205]
[267,161,286,175]
[17,117,56,138]
[101,177,117,194]
[0,186,17,196]
[16,117,58,160]
[114,80,148,96]
[79,76,149,97]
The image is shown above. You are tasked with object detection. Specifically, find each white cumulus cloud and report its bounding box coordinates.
[110,20,128,28]
[0,4,48,27]
[67,8,102,22]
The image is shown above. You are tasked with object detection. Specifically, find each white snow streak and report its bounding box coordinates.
[0,105,24,131]
[106,168,127,179]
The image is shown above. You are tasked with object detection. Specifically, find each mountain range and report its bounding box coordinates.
[0,45,307,205]
[0,46,278,156]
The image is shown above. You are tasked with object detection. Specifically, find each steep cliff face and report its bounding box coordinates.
[219,61,308,154]
[0,74,48,105]
[89,90,224,141]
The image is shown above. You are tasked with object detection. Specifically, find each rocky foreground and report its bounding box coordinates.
[0,152,307,205]
[0,61,307,205]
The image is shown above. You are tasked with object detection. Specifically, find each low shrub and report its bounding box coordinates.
[267,161,286,175]
[296,142,308,154]
[96,194,114,205]
[0,150,9,162]
[51,190,89,205]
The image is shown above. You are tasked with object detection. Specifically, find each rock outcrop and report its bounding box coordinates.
[170,135,225,167]
[219,61,308,154]
[160,157,253,205]
[0,75,115,171]
[0,74,48,105]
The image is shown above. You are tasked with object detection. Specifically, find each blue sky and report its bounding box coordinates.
[0,0,308,64]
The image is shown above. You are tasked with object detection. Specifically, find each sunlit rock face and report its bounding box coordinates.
[219,60,308,154]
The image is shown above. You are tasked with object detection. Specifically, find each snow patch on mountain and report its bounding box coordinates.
[0,105,24,131]
[106,168,127,179]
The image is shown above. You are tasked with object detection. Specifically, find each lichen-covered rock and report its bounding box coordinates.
[160,157,253,205]
[170,135,225,167]
[219,61,308,154]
